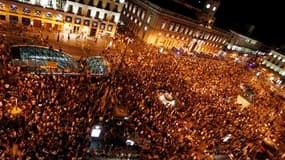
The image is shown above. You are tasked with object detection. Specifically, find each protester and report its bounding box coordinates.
[0,27,284,160]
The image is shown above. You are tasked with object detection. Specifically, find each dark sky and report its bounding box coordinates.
[214,0,284,47]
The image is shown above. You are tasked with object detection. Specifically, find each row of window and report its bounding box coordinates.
[164,22,226,43]
[65,16,113,31]
[124,2,147,23]
[267,53,285,68]
[66,4,116,22]
[0,13,113,31]
[124,11,226,44]
[123,2,226,44]
[0,2,117,23]
[0,3,66,20]
[15,0,124,10]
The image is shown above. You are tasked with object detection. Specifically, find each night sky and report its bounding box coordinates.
[215,0,284,47]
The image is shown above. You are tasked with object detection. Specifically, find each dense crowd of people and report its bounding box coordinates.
[0,26,285,160]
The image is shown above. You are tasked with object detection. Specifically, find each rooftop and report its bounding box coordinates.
[148,0,199,21]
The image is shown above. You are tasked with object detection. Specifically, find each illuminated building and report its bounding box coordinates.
[262,50,285,77]
[15,0,65,9]
[227,30,268,56]
[0,0,126,37]
[121,0,230,54]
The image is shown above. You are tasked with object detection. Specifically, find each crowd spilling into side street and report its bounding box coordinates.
[0,24,285,160]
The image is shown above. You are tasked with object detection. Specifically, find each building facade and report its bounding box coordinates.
[0,0,125,37]
[120,0,230,54]
[226,30,268,56]
[262,50,285,77]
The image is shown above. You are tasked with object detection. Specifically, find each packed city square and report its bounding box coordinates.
[0,25,285,160]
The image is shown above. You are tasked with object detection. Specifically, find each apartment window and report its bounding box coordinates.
[141,11,145,20]
[161,22,166,30]
[204,33,210,40]
[92,21,98,27]
[9,15,18,23]
[106,2,111,10]
[103,13,107,20]
[188,30,193,35]
[84,20,90,26]
[65,16,72,22]
[132,5,137,14]
[169,24,174,31]
[114,5,118,12]
[97,1,103,8]
[95,11,100,19]
[129,3,132,11]
[174,24,180,32]
[0,15,5,20]
[23,7,31,14]
[100,23,106,29]
[87,9,91,17]
[46,12,52,18]
[107,25,113,31]
[216,37,220,42]
[137,8,141,17]
[179,26,184,33]
[67,5,73,13]
[184,28,189,35]
[88,0,94,6]
[111,15,115,22]
[77,7,82,15]
[10,4,17,12]
[0,2,4,10]
[147,15,152,24]
[56,14,63,21]
[75,18,81,24]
